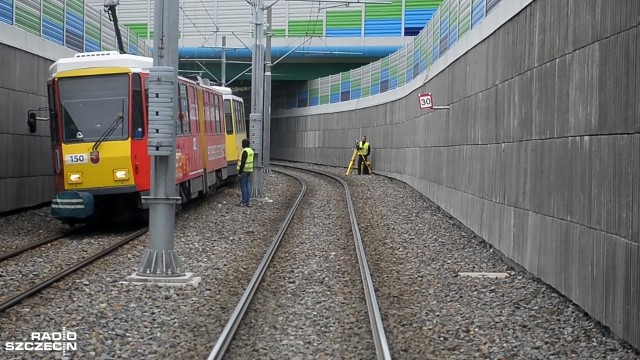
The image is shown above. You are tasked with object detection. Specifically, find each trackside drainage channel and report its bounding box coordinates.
[458,272,509,279]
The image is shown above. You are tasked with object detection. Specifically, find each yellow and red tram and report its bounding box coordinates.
[33,51,246,223]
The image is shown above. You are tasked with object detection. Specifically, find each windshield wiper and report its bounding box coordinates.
[92,112,124,152]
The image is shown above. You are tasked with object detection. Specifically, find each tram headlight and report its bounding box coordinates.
[67,172,83,184]
[113,169,129,180]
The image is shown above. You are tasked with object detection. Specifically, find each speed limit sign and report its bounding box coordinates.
[419,93,433,109]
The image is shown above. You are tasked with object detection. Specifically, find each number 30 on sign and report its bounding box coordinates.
[419,93,433,109]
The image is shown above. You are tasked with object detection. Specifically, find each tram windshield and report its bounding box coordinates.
[57,74,130,143]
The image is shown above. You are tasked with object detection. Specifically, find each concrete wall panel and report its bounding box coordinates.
[0,42,57,213]
[271,0,640,348]
[0,177,54,212]
[623,242,639,342]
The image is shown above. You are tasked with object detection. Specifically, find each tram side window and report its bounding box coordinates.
[209,93,216,134]
[132,74,145,139]
[178,83,190,135]
[240,102,245,132]
[207,92,215,134]
[48,83,60,145]
[234,100,245,133]
[188,85,198,134]
[202,92,209,134]
[224,99,233,135]
[214,95,222,134]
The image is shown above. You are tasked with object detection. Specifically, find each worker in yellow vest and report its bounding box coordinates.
[237,138,254,207]
[357,135,371,175]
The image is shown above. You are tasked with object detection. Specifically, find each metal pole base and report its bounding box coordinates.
[125,272,201,287]
[262,165,272,175]
[136,249,185,277]
[250,166,266,199]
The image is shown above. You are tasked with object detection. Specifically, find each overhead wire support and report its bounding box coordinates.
[249,0,266,199]
[272,37,312,66]
[266,0,282,9]
[226,66,253,87]
[221,36,227,86]
[196,60,220,83]
[126,0,196,286]
[262,5,273,174]
[231,31,253,54]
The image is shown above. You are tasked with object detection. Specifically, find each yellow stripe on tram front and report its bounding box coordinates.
[61,141,135,190]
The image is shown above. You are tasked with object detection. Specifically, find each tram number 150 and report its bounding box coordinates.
[65,154,88,164]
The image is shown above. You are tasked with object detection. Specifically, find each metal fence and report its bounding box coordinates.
[274,0,502,110]
[0,0,150,55]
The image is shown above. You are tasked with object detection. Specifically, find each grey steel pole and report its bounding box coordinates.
[262,6,272,174]
[249,0,265,198]
[137,0,183,277]
[221,36,227,86]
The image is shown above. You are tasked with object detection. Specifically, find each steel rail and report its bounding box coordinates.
[0,227,148,313]
[207,169,306,360]
[273,163,392,360]
[0,226,87,262]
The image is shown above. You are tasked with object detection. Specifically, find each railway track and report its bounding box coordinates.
[0,227,148,313]
[0,226,87,262]
[207,164,391,359]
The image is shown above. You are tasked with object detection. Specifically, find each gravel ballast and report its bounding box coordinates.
[0,207,66,253]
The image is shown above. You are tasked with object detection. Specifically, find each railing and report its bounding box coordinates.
[0,0,150,56]
[274,0,502,110]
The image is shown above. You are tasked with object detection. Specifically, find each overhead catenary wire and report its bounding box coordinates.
[179,4,221,83]
[178,0,364,85]
[179,4,217,48]
[199,0,221,32]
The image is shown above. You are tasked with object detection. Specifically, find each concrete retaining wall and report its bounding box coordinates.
[0,23,75,213]
[271,0,640,349]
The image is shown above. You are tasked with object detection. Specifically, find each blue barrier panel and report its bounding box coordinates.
[365,19,402,37]
[327,28,360,37]
[471,0,485,28]
[65,9,84,51]
[84,38,100,52]
[42,18,64,45]
[0,0,13,25]
[404,8,436,36]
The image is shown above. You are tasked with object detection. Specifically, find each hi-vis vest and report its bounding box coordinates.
[358,141,370,156]
[238,147,254,172]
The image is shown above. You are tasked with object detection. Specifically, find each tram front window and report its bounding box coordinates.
[58,74,130,143]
